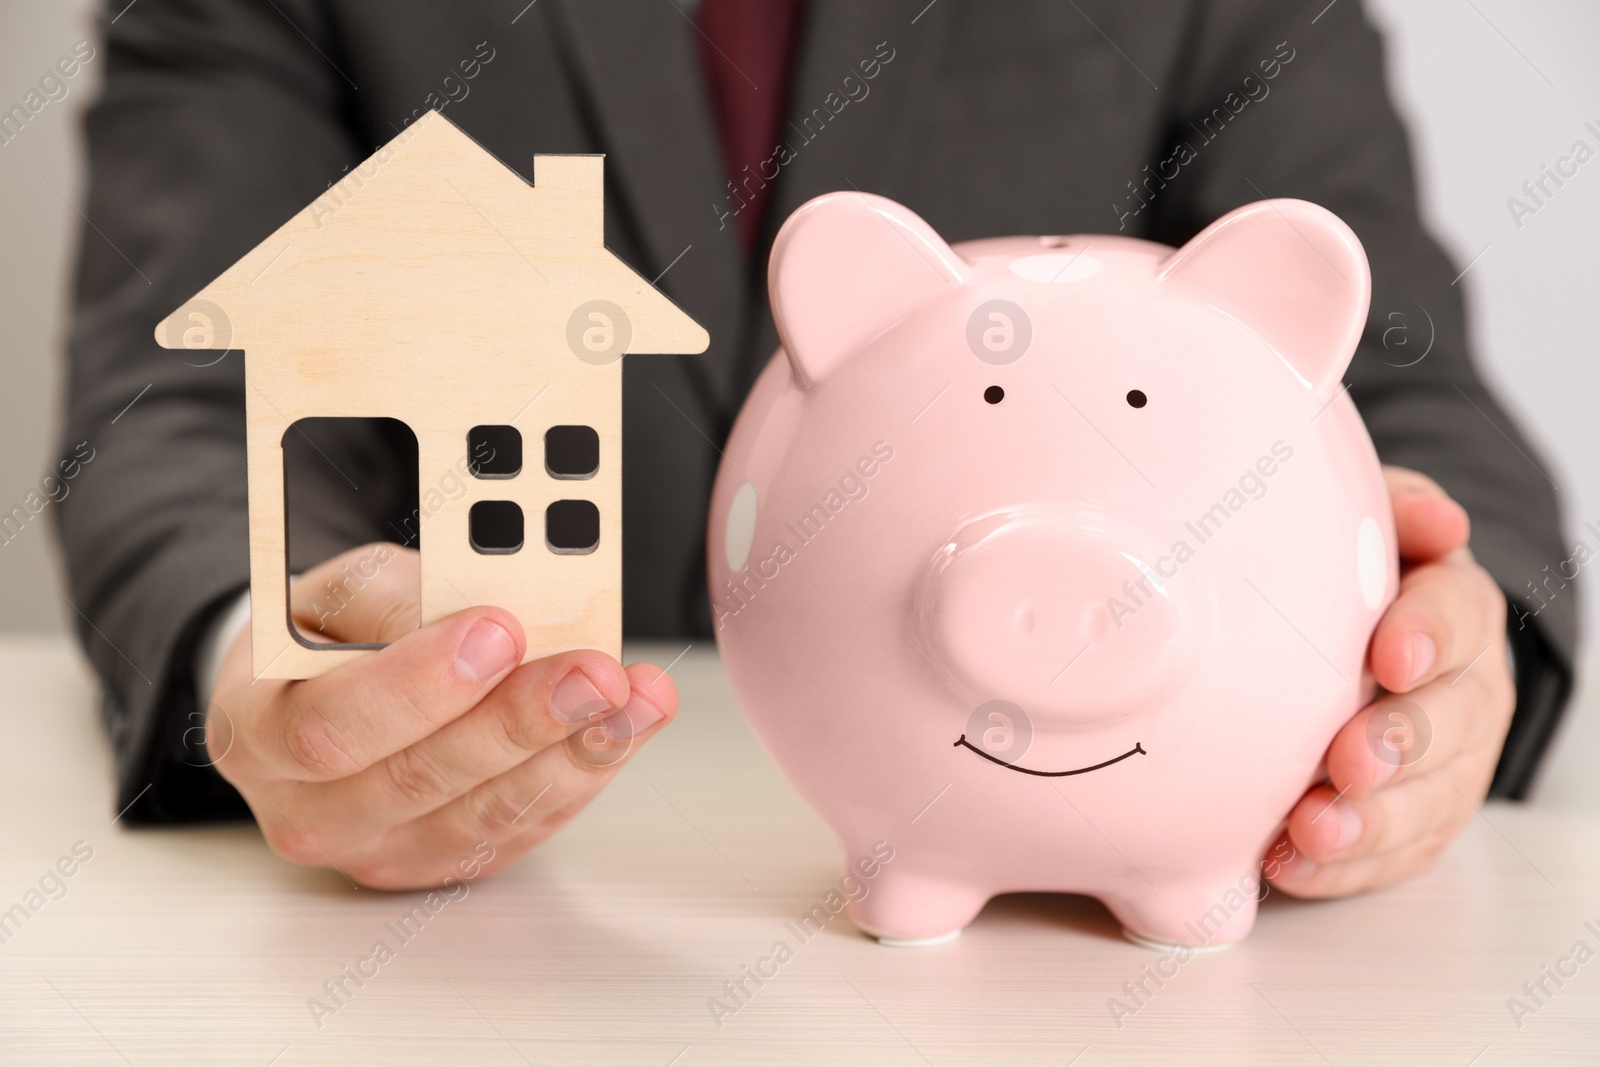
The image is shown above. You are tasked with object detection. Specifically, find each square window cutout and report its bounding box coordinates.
[470,500,524,553]
[545,425,599,479]
[469,425,522,478]
[546,499,599,554]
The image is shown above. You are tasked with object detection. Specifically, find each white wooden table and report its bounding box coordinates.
[1,635,1597,1065]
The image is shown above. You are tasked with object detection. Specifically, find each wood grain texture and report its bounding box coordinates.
[2,637,1599,1065]
[150,111,708,680]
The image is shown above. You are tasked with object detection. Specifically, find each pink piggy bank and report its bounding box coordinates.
[707,192,1397,949]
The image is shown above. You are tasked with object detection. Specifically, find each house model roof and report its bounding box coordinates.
[154,109,709,363]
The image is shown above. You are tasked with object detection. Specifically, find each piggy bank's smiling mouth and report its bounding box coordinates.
[953,736,1147,777]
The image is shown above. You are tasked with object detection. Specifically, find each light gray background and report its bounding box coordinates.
[1,0,1594,645]
[0,0,101,635]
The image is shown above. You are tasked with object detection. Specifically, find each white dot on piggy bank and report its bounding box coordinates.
[1008,252,1104,283]
[1358,515,1386,610]
[725,481,758,572]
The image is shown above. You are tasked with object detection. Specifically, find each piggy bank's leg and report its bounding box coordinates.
[848,867,989,948]
[1103,872,1260,951]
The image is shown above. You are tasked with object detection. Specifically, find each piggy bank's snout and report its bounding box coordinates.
[915,513,1191,725]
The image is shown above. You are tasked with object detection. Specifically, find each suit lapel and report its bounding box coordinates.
[765,0,959,231]
[738,0,959,390]
[545,0,746,408]
[545,0,959,404]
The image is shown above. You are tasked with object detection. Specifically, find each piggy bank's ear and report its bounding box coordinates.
[1158,199,1370,402]
[769,192,969,388]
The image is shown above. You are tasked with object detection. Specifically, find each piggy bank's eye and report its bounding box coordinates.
[1126,389,1148,408]
[984,386,1004,404]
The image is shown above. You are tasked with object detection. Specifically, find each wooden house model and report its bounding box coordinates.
[155,111,708,679]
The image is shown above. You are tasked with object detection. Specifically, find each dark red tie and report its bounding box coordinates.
[697,0,805,256]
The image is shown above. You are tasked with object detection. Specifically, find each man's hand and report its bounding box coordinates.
[201,543,676,889]
[1265,467,1515,897]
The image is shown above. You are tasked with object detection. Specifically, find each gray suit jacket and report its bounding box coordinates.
[58,0,1575,822]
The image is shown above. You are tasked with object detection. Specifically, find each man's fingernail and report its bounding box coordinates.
[456,619,518,682]
[603,692,666,741]
[1371,755,1398,788]
[1410,633,1437,685]
[1283,855,1319,880]
[1334,802,1364,852]
[551,671,612,724]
